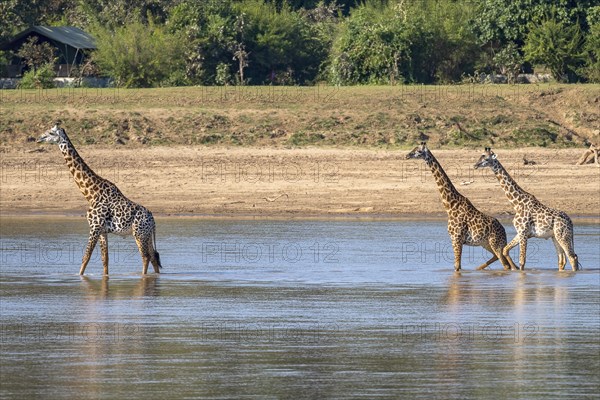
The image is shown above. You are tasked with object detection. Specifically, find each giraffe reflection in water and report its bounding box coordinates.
[80,275,160,299]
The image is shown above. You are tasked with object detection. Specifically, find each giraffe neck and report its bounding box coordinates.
[424,153,462,212]
[58,135,104,202]
[490,160,529,208]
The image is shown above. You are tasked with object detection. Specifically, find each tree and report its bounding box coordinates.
[79,0,173,27]
[231,13,250,85]
[474,0,550,47]
[17,36,57,72]
[581,6,600,82]
[473,0,596,46]
[523,14,585,82]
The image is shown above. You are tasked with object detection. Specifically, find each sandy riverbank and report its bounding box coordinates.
[1,146,598,220]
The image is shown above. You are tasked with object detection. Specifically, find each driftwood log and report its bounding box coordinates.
[576,143,599,166]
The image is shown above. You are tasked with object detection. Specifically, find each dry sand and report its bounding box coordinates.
[1,146,598,221]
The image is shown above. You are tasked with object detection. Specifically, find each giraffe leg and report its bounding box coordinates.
[99,233,109,275]
[554,220,579,271]
[568,254,580,271]
[147,237,161,273]
[133,228,152,275]
[476,252,498,270]
[494,242,519,270]
[451,240,463,271]
[485,234,517,270]
[556,236,579,271]
[80,230,100,275]
[552,237,566,271]
[503,252,519,271]
[517,237,528,270]
[503,235,524,270]
[135,236,150,275]
[475,243,497,270]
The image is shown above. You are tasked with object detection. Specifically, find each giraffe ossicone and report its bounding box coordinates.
[406,142,517,271]
[37,124,162,275]
[474,147,579,271]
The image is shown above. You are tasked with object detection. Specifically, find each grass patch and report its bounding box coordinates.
[198,133,223,144]
[1,84,598,148]
[485,114,513,125]
[287,131,326,146]
[505,127,559,147]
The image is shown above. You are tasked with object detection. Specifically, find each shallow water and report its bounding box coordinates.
[1,217,599,399]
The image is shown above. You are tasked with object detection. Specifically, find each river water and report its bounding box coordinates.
[1,217,599,398]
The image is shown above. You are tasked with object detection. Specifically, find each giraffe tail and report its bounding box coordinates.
[153,228,162,269]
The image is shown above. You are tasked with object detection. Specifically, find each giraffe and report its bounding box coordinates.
[406,142,517,271]
[37,124,162,275]
[474,147,579,271]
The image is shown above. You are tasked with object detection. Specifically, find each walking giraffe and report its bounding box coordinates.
[37,125,162,275]
[406,143,517,271]
[474,147,579,271]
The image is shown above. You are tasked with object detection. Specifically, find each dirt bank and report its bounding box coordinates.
[1,146,598,219]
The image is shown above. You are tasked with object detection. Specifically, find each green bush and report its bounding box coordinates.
[523,13,585,82]
[18,64,55,89]
[168,0,238,85]
[329,1,412,84]
[581,6,600,82]
[328,0,479,84]
[236,0,329,84]
[10,0,599,86]
[215,62,232,86]
[91,20,186,88]
[168,0,329,85]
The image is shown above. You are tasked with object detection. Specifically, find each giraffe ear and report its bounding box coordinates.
[491,153,497,159]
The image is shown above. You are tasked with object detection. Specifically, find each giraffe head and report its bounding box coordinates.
[37,124,67,145]
[405,142,430,160]
[473,147,497,169]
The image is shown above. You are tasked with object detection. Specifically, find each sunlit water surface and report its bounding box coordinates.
[1,217,599,399]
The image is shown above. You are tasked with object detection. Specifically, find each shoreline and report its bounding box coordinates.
[1,211,599,225]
